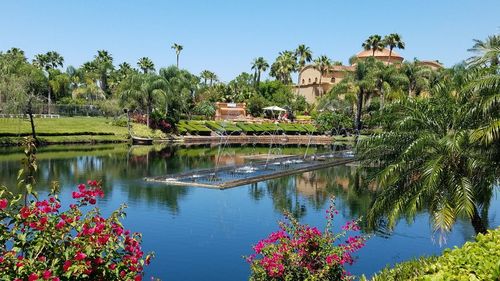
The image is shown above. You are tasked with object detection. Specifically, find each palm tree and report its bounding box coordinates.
[137,57,155,74]
[362,35,384,57]
[356,84,498,235]
[371,63,407,109]
[93,50,114,95]
[207,71,218,86]
[383,33,405,63]
[200,70,211,85]
[467,34,500,68]
[401,60,432,97]
[295,44,313,91]
[33,51,64,114]
[171,43,183,68]
[120,74,168,127]
[313,55,332,97]
[251,57,269,87]
[270,51,297,84]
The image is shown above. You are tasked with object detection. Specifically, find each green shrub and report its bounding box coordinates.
[365,227,500,281]
[205,121,241,134]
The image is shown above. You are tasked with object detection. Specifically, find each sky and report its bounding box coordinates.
[1,0,499,82]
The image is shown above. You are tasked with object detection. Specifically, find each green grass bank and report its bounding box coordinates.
[0,117,165,146]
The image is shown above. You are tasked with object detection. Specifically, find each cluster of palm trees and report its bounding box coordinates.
[362,33,405,62]
[0,43,203,125]
[354,34,499,236]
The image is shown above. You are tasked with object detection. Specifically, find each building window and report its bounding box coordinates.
[330,77,335,83]
[308,78,311,83]
[302,79,305,84]
[314,77,318,83]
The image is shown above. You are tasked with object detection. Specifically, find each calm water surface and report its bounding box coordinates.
[0,144,498,281]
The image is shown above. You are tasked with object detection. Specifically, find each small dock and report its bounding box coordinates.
[145,151,355,189]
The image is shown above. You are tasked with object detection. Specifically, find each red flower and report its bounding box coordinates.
[109,263,117,270]
[56,220,65,229]
[75,252,87,261]
[28,273,39,281]
[63,260,72,271]
[134,275,142,281]
[42,270,52,279]
[0,198,8,209]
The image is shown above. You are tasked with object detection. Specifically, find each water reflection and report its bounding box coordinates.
[0,144,498,280]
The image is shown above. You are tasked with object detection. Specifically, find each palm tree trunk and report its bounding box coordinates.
[47,86,52,115]
[380,88,385,110]
[387,48,393,64]
[176,54,179,68]
[355,89,364,131]
[27,95,37,140]
[146,103,150,128]
[257,71,261,88]
[471,205,487,234]
[318,73,323,97]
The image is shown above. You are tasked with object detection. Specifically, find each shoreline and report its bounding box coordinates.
[0,134,357,147]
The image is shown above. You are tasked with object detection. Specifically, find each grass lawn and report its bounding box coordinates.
[0,117,165,145]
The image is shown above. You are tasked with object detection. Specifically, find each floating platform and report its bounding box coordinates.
[145,151,355,189]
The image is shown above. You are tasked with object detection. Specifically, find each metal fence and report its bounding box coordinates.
[0,103,116,118]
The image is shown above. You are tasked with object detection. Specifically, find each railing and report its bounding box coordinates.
[0,104,117,117]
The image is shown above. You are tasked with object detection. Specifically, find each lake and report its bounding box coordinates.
[0,143,498,280]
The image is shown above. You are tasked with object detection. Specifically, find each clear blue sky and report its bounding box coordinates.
[1,0,499,81]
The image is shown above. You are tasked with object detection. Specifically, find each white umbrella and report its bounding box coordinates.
[263,106,286,112]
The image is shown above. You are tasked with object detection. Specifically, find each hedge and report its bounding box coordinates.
[177,121,212,136]
[363,227,500,281]
[205,121,242,134]
[177,120,321,136]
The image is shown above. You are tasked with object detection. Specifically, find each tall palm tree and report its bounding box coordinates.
[295,44,313,89]
[137,57,155,74]
[270,51,296,84]
[362,35,384,57]
[313,55,332,97]
[383,33,405,63]
[93,50,114,95]
[171,43,183,68]
[33,51,64,114]
[251,57,269,87]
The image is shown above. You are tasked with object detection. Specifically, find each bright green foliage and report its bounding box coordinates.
[365,227,500,281]
[177,121,212,136]
[205,121,242,134]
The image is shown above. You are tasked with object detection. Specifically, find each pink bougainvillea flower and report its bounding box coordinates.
[0,198,8,209]
[28,273,38,281]
[75,252,87,261]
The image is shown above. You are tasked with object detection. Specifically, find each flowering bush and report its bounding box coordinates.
[246,199,366,281]
[0,180,153,280]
